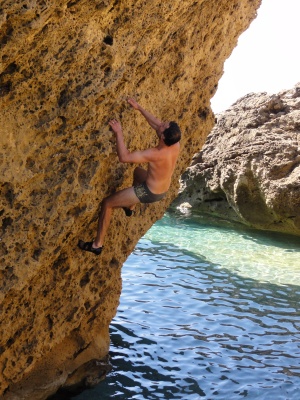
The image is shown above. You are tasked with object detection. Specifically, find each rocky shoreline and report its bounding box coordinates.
[174,84,300,236]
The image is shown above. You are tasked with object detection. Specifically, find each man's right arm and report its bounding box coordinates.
[127,98,162,132]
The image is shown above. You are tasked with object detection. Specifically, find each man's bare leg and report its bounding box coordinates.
[78,170,144,254]
[133,166,148,185]
[93,186,140,248]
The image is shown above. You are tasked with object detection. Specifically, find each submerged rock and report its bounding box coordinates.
[175,84,300,236]
[0,0,261,398]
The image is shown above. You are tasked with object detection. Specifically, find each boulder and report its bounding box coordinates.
[0,0,261,398]
[175,84,300,236]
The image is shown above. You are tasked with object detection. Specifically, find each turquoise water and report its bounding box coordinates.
[73,211,300,399]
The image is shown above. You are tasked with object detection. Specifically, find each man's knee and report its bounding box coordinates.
[133,166,141,177]
[133,166,147,183]
[101,196,111,209]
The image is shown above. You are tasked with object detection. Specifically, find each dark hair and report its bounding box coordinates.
[163,121,181,146]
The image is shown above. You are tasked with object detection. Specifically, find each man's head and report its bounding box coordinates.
[162,121,181,146]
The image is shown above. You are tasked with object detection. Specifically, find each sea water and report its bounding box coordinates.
[73,211,300,399]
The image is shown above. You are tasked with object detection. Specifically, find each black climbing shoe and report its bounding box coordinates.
[78,240,103,256]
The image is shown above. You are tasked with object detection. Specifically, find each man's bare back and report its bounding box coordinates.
[145,143,180,194]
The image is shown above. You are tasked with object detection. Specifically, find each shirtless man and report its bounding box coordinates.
[78,98,181,255]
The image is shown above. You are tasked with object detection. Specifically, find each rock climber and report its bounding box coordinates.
[78,97,181,255]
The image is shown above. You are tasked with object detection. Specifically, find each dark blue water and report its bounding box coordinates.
[73,212,300,399]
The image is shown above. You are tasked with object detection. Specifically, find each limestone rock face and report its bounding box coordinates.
[175,84,300,236]
[0,0,260,398]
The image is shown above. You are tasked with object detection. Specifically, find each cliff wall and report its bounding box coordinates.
[0,0,261,398]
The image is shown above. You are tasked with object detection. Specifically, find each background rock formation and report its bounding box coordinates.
[175,84,300,236]
[0,0,261,398]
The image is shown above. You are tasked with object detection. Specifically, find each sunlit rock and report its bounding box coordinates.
[175,84,300,236]
[0,0,261,398]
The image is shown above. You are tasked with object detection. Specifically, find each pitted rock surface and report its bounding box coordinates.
[0,0,260,398]
[175,84,300,236]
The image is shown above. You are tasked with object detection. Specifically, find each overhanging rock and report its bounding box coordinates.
[0,0,261,398]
